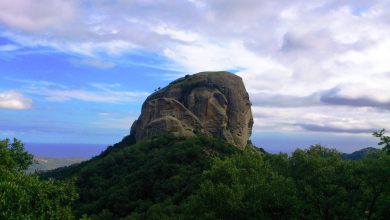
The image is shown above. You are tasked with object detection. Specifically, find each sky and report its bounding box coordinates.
[1,0,390,154]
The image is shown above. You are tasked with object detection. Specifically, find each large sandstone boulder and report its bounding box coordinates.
[131,71,253,148]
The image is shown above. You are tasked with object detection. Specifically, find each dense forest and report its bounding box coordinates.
[1,131,389,219]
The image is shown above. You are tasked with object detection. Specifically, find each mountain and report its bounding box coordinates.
[131,71,253,149]
[342,147,380,160]
[42,72,389,219]
[42,72,259,218]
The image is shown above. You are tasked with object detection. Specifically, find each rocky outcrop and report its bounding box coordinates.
[131,71,253,148]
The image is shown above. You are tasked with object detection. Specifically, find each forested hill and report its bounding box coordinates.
[43,134,241,218]
[43,134,390,219]
[342,147,380,160]
[27,146,379,173]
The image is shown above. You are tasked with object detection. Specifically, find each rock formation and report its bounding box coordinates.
[131,71,253,148]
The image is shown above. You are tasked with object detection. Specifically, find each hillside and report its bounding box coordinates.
[44,134,241,219]
[342,147,380,160]
[42,135,389,219]
[27,157,87,173]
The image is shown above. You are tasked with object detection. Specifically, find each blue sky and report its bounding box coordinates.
[1,0,389,153]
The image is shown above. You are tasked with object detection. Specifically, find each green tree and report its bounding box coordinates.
[184,150,298,219]
[0,138,77,219]
[289,145,361,219]
[354,151,390,219]
[0,138,33,171]
[373,129,390,154]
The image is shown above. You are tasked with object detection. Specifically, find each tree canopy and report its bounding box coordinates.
[2,129,390,219]
[45,133,389,219]
[0,138,77,220]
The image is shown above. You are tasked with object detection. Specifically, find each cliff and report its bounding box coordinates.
[131,71,253,148]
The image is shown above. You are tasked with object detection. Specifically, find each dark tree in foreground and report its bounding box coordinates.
[0,138,77,220]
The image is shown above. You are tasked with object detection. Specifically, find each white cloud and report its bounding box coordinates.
[251,105,389,134]
[0,0,76,31]
[19,80,149,104]
[63,40,136,56]
[69,58,116,69]
[332,83,390,103]
[163,40,291,80]
[98,112,111,117]
[0,91,32,110]
[153,25,200,42]
[1,32,136,56]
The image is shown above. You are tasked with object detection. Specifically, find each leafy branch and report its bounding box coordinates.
[373,129,390,154]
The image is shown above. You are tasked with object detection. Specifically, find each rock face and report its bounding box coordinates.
[131,71,253,148]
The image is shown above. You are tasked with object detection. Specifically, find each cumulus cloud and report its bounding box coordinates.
[1,0,390,134]
[0,91,32,109]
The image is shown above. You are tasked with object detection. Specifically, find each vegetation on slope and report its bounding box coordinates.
[342,147,380,160]
[45,134,240,219]
[182,144,389,220]
[2,130,389,219]
[43,132,390,220]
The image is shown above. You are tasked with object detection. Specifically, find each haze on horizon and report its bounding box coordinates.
[1,0,389,154]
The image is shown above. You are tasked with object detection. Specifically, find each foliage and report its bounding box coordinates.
[288,145,361,219]
[373,129,390,154]
[354,150,390,219]
[44,133,390,220]
[46,134,239,219]
[183,150,298,219]
[183,145,389,220]
[0,138,34,172]
[0,138,77,219]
